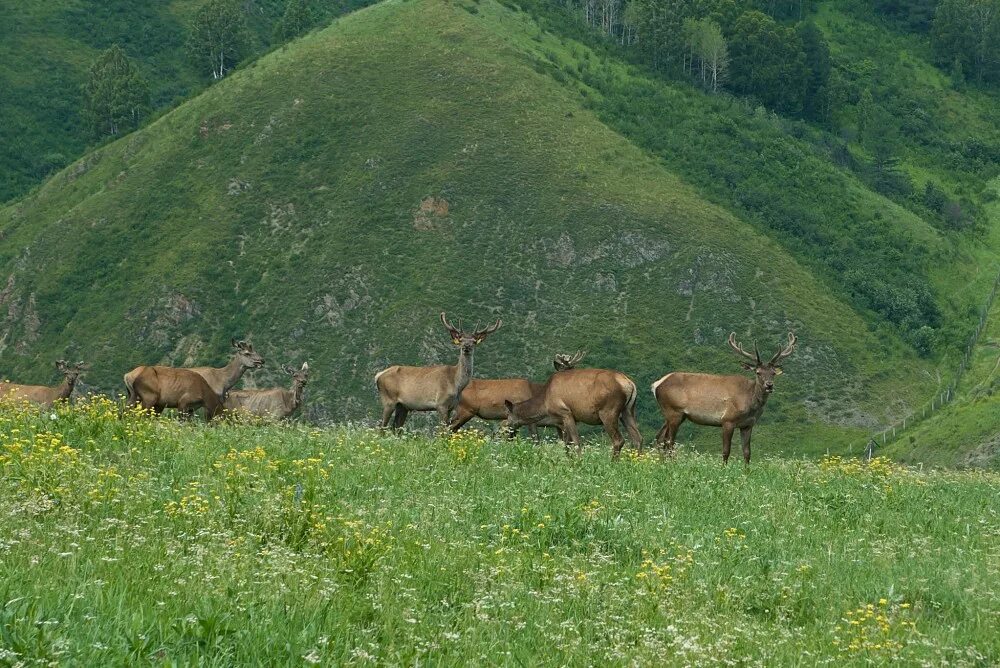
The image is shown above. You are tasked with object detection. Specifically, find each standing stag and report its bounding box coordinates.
[225,363,309,419]
[450,351,585,437]
[652,331,796,465]
[124,338,264,403]
[375,313,502,428]
[504,366,642,458]
[129,366,223,421]
[0,360,87,407]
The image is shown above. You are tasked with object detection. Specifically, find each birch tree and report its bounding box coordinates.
[187,0,251,80]
[83,45,149,137]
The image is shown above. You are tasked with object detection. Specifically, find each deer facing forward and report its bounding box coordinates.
[225,363,309,419]
[376,313,502,428]
[0,360,87,407]
[652,331,796,465]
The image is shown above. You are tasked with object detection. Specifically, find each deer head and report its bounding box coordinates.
[553,350,587,371]
[440,312,502,354]
[729,332,796,393]
[55,360,88,383]
[282,362,310,387]
[231,338,265,370]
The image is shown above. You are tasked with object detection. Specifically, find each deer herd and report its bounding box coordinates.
[0,314,797,465]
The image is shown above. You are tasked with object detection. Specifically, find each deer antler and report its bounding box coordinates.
[440,312,461,338]
[769,332,797,365]
[473,319,502,340]
[553,350,587,371]
[728,332,760,365]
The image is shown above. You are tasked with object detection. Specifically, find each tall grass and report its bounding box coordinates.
[1,398,997,664]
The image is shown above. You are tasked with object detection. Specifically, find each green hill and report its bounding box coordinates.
[0,0,360,203]
[1,0,996,457]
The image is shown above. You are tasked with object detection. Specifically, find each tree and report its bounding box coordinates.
[275,0,316,42]
[82,45,149,137]
[933,0,1000,84]
[187,0,251,80]
[699,20,728,92]
[876,0,937,31]
[728,11,807,114]
[797,22,831,122]
[856,88,874,143]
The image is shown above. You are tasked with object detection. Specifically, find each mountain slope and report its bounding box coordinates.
[0,0,947,454]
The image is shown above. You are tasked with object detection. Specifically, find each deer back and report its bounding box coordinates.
[225,387,294,418]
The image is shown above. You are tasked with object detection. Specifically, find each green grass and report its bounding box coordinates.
[1,399,998,664]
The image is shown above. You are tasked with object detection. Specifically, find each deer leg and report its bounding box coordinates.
[449,409,474,433]
[621,409,643,454]
[600,410,625,460]
[528,424,540,441]
[379,403,394,429]
[436,404,452,427]
[740,426,752,466]
[660,412,684,456]
[392,405,409,430]
[561,415,581,456]
[721,422,735,465]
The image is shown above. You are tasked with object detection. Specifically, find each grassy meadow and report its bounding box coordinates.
[1,398,998,665]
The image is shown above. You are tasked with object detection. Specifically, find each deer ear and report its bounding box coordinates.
[231,337,239,348]
[740,361,755,371]
[301,362,309,372]
[452,337,461,345]
[774,366,784,376]
[282,365,295,375]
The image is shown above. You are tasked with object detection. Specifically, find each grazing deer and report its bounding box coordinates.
[225,362,309,419]
[129,366,223,421]
[375,313,502,428]
[450,352,585,437]
[504,367,642,458]
[0,360,87,407]
[652,332,796,465]
[124,338,264,402]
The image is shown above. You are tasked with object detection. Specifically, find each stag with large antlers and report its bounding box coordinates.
[652,331,796,465]
[450,352,584,437]
[225,363,309,419]
[0,360,87,407]
[124,338,264,403]
[504,366,642,458]
[375,313,502,428]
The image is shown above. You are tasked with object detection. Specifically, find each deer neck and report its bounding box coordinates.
[291,381,305,409]
[751,377,770,414]
[220,355,248,392]
[55,376,76,400]
[454,347,474,394]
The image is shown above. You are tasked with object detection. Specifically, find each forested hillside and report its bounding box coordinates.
[1,0,999,462]
[0,0,359,202]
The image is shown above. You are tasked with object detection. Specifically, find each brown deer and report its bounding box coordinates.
[129,366,223,421]
[224,362,309,419]
[124,338,264,403]
[450,352,585,437]
[652,331,796,465]
[0,360,87,407]
[375,313,502,428]
[504,367,642,458]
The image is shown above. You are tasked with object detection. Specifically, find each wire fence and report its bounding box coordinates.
[857,271,1000,454]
